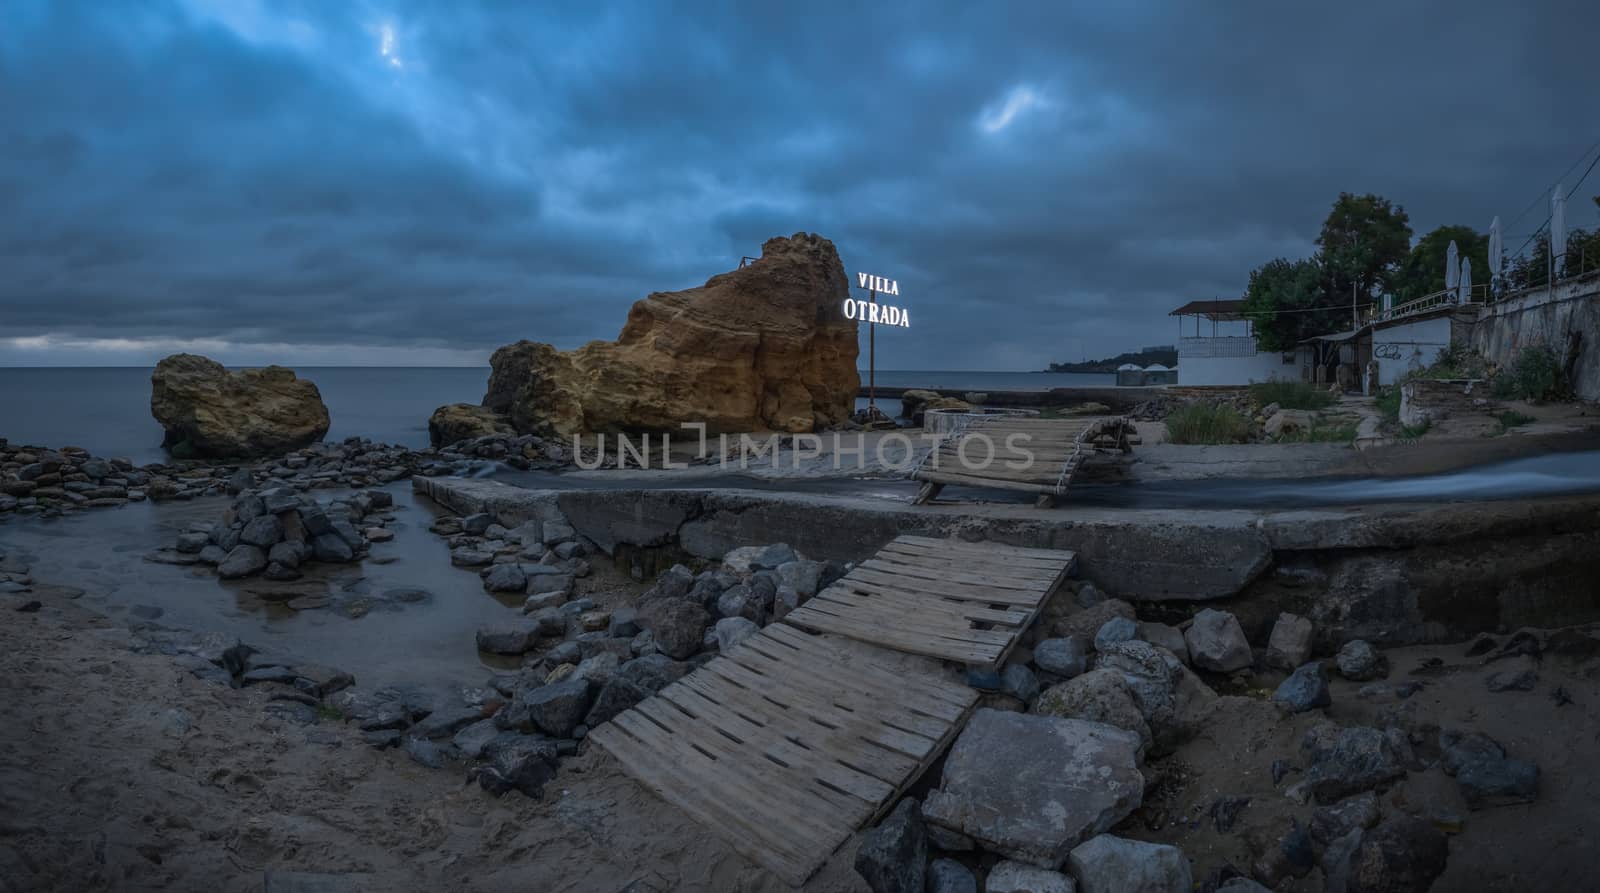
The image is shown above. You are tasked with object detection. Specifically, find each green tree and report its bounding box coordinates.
[1316,192,1413,312]
[1396,225,1489,302]
[1241,257,1333,351]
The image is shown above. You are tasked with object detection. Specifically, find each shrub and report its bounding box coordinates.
[1165,404,1252,444]
[1375,386,1401,422]
[1277,420,1358,444]
[1491,344,1563,401]
[1250,379,1335,411]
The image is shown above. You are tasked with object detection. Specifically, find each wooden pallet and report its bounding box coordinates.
[911,415,1135,507]
[587,623,978,887]
[781,534,1075,669]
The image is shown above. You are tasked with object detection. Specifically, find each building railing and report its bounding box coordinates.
[1179,335,1259,358]
[1371,284,1488,324]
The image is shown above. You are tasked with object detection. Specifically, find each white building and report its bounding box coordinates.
[1168,299,1296,386]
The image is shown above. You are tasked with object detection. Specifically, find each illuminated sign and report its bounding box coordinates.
[843,298,911,327]
[857,272,899,295]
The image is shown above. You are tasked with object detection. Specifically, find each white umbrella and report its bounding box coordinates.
[1445,240,1460,291]
[1551,185,1567,277]
[1487,215,1502,283]
[1459,257,1472,303]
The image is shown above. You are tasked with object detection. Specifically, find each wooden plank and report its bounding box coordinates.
[789,595,1019,646]
[877,540,1067,573]
[809,584,1031,627]
[914,468,1057,495]
[895,535,1077,563]
[781,608,1004,665]
[841,566,1047,608]
[752,626,977,717]
[855,558,1050,593]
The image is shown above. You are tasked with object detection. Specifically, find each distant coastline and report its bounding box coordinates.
[1043,346,1178,373]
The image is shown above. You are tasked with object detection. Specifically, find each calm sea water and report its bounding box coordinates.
[0,367,1113,465]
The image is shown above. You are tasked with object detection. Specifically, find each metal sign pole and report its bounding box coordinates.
[868,287,877,413]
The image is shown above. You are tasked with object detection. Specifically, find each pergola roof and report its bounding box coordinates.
[1168,299,1246,321]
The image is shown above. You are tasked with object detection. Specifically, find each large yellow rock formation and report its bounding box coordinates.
[485,233,859,435]
[150,354,330,457]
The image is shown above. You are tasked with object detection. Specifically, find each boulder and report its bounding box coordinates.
[926,858,978,893]
[482,233,858,435]
[476,736,560,799]
[428,403,513,447]
[1068,835,1191,893]
[150,354,330,457]
[1093,617,1138,651]
[985,861,1074,893]
[1184,608,1252,673]
[921,710,1144,868]
[502,678,593,738]
[853,798,926,893]
[1264,409,1314,438]
[483,563,529,593]
[1093,640,1215,752]
[476,621,541,655]
[1138,623,1188,664]
[1264,612,1314,671]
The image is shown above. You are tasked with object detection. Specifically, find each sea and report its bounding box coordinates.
[0,367,1114,466]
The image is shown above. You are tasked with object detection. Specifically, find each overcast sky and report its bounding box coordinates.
[3,1,1598,370]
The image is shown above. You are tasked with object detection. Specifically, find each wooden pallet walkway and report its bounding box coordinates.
[587,623,978,887]
[781,534,1075,669]
[911,415,1135,507]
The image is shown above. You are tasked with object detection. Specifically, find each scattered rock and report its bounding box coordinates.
[1094,616,1138,651]
[1184,608,1252,673]
[853,797,926,893]
[922,710,1144,867]
[926,858,978,893]
[476,621,541,655]
[1322,816,1448,893]
[1068,834,1191,893]
[1336,640,1389,681]
[1034,637,1090,678]
[1034,669,1151,757]
[1264,612,1314,671]
[1301,725,1408,804]
[643,598,711,660]
[1052,599,1135,641]
[1274,661,1332,713]
[1138,622,1188,664]
[483,563,528,593]
[1310,793,1381,845]
[217,545,268,579]
[986,860,1074,893]
[713,617,759,653]
[1485,668,1537,692]
[1438,729,1539,809]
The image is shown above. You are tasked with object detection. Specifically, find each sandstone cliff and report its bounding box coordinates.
[485,233,859,435]
[150,354,330,457]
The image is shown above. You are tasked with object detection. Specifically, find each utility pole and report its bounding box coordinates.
[867,284,877,413]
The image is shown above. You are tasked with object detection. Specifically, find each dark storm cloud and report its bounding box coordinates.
[2,0,1597,367]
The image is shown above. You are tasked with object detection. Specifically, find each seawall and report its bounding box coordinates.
[414,476,1600,647]
[1471,271,1600,399]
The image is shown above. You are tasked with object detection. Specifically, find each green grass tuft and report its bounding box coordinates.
[1165,404,1253,444]
[1495,410,1536,435]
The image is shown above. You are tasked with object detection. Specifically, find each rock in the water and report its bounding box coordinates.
[713,616,759,653]
[483,563,528,593]
[1301,725,1408,804]
[853,797,926,893]
[150,353,330,457]
[921,709,1144,867]
[483,234,859,436]
[986,860,1075,893]
[643,598,710,660]
[1068,835,1191,893]
[1265,612,1314,671]
[1184,608,1252,673]
[1034,668,1151,757]
[476,621,541,655]
[217,544,268,579]
[428,403,513,447]
[1034,636,1090,678]
[1322,816,1448,893]
[926,858,978,893]
[1274,661,1332,713]
[1438,729,1539,808]
[1336,640,1388,681]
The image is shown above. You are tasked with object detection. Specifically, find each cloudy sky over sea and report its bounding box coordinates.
[3,1,1598,369]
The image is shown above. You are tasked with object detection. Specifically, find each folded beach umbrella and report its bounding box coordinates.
[1551,185,1567,276]
[1459,257,1471,303]
[1445,240,1459,291]
[1487,216,1502,283]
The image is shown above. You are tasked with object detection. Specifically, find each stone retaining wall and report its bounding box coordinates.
[1470,272,1600,400]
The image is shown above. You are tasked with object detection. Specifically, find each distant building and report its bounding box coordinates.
[1168,299,1295,386]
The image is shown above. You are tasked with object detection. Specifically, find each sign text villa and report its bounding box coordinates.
[844,271,911,328]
